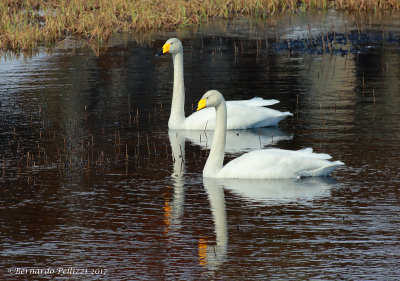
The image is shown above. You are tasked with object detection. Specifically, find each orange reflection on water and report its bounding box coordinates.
[198,236,208,267]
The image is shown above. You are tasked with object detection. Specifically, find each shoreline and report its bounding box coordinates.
[1,0,399,55]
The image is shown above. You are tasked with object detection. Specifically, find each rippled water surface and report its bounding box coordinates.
[1,12,400,280]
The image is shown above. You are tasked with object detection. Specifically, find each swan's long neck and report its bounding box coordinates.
[203,100,227,177]
[169,51,186,129]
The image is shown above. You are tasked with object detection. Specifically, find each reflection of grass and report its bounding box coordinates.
[1,0,399,54]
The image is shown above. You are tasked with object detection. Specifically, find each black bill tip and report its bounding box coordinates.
[155,49,164,57]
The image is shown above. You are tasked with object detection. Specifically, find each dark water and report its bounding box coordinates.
[1,12,400,280]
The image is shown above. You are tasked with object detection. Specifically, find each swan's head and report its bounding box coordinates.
[155,38,182,56]
[197,90,225,111]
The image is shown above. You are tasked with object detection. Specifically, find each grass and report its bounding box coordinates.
[1,0,400,54]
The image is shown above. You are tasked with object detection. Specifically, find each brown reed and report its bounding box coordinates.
[1,0,399,54]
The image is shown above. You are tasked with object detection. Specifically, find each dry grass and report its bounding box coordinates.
[1,0,399,54]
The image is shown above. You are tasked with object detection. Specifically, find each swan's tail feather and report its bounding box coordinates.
[299,161,345,177]
[255,112,292,127]
[248,97,280,107]
[281,111,294,117]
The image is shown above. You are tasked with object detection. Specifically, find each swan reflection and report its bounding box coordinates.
[200,176,337,272]
[206,177,337,205]
[163,131,186,234]
[200,177,228,272]
[175,127,292,154]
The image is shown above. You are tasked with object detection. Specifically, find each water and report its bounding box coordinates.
[1,12,400,280]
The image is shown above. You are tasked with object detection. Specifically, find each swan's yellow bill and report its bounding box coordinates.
[197,99,207,111]
[162,43,170,54]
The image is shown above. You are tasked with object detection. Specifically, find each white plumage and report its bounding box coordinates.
[185,101,291,130]
[156,38,292,130]
[197,90,344,179]
[219,148,343,179]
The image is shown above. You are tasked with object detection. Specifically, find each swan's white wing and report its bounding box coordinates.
[217,148,344,179]
[227,97,279,107]
[184,104,292,130]
[225,104,292,129]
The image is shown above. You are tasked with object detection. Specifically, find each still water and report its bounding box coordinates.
[1,11,400,280]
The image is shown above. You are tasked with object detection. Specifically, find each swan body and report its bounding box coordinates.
[197,90,344,179]
[156,38,292,130]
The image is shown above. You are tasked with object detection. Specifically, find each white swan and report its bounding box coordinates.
[197,90,344,179]
[156,38,292,130]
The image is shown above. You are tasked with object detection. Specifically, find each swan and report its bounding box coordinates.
[156,38,292,130]
[197,90,344,179]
